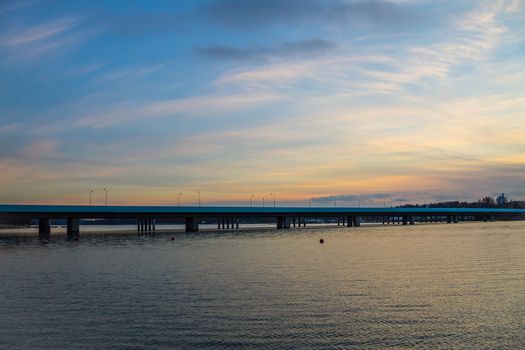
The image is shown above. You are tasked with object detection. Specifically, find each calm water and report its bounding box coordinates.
[0,222,523,349]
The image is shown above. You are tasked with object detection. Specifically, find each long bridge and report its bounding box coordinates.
[1,204,523,240]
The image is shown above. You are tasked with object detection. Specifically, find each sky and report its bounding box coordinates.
[0,0,524,207]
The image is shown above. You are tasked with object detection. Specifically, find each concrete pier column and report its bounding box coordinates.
[453,216,458,223]
[153,218,156,231]
[39,218,51,239]
[402,215,408,225]
[217,218,221,229]
[148,218,152,231]
[346,216,353,227]
[66,218,80,240]
[137,218,140,232]
[185,217,199,232]
[409,216,415,225]
[293,217,296,227]
[337,217,340,226]
[353,216,361,227]
[303,217,306,227]
[221,218,225,229]
[277,216,290,229]
[447,216,452,224]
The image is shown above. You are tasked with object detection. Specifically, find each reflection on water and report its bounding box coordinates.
[0,222,524,349]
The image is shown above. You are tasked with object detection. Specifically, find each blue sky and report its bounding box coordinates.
[1,0,524,206]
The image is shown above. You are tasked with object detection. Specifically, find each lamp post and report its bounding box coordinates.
[270,193,276,208]
[178,192,183,207]
[89,190,93,206]
[250,194,255,208]
[195,190,201,207]
[103,188,108,206]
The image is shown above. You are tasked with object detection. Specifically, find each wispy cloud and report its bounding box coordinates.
[0,16,88,61]
[75,93,285,128]
[0,0,32,15]
[20,139,59,158]
[95,62,173,82]
[215,2,513,95]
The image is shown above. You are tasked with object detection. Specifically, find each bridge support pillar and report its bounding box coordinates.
[402,215,408,225]
[277,216,290,229]
[346,216,353,227]
[185,217,199,232]
[39,218,51,239]
[353,216,361,227]
[409,216,415,225]
[453,216,458,223]
[447,216,452,224]
[67,218,80,240]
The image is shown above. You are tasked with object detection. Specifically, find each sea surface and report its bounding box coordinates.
[0,222,524,349]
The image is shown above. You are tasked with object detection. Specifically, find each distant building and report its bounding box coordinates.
[496,193,507,206]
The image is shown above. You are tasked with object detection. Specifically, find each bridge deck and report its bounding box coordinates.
[1,204,523,218]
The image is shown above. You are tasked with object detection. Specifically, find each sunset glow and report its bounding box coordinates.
[1,0,524,205]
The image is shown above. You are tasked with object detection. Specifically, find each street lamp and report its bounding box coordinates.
[178,192,183,207]
[250,194,255,207]
[103,188,108,206]
[270,193,276,208]
[89,190,93,206]
[195,190,201,207]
